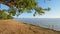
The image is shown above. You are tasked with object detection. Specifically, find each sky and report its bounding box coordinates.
[0,0,60,18]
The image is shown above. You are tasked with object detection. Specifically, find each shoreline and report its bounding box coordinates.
[0,20,60,34]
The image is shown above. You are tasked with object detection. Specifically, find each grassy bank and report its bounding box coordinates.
[0,20,60,34]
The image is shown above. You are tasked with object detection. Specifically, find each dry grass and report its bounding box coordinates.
[0,20,60,34]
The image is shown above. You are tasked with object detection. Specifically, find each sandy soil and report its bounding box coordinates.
[0,20,60,34]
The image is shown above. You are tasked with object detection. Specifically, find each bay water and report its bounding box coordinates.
[14,18,60,31]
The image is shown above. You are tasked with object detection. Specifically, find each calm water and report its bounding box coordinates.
[14,18,60,31]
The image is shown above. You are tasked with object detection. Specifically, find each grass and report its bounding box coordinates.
[0,20,60,34]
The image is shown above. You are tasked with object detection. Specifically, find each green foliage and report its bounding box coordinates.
[0,0,51,16]
[32,7,51,16]
[0,10,13,20]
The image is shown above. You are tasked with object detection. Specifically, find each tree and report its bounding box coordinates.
[0,0,50,16]
[0,9,13,19]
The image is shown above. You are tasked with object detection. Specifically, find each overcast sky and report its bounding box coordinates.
[0,0,60,18]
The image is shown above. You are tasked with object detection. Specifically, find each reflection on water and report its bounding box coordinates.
[14,18,60,31]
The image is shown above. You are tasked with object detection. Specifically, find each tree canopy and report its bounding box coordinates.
[0,0,50,16]
[0,9,13,19]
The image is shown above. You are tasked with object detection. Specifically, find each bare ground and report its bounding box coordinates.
[0,20,60,34]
